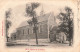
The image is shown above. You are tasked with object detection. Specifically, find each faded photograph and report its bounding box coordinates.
[5,2,74,47]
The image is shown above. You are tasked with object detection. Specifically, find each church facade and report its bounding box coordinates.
[11,12,57,41]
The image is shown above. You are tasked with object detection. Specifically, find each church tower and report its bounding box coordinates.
[40,5,44,16]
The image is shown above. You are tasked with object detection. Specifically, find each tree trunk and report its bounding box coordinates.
[6,18,8,42]
[68,15,72,46]
[33,16,38,45]
[35,28,38,45]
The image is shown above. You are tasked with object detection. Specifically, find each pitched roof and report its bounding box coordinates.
[18,20,28,28]
[18,12,56,28]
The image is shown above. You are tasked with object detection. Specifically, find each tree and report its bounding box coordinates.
[58,7,73,46]
[65,7,73,46]
[26,3,40,45]
[5,8,12,42]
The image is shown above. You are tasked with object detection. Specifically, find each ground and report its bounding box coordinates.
[7,39,70,47]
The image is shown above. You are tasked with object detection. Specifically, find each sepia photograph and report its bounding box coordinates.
[5,2,74,47]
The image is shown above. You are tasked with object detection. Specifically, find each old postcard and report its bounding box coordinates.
[0,0,80,52]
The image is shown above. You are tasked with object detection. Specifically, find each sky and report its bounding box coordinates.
[1,1,77,37]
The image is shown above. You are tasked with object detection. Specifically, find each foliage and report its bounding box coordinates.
[58,7,73,45]
[49,7,73,45]
[5,9,12,30]
[5,8,12,18]
[6,20,11,30]
[26,3,40,17]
